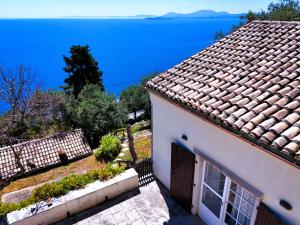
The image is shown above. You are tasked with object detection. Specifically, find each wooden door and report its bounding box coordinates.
[170,143,195,211]
[254,203,283,225]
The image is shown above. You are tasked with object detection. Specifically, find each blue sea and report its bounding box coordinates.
[0,18,239,113]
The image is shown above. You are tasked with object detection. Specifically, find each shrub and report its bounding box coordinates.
[131,124,140,134]
[60,174,93,190]
[0,202,21,217]
[32,183,67,202]
[94,134,122,161]
[86,170,101,180]
[0,164,125,216]
[131,120,150,134]
[19,196,35,208]
[99,163,124,180]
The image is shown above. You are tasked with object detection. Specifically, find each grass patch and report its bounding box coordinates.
[0,155,106,198]
[121,136,151,161]
[0,164,125,216]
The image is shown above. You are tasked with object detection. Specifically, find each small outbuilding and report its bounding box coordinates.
[0,129,91,181]
[146,21,300,225]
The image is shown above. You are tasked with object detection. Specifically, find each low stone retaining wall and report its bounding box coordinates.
[6,169,139,225]
[2,171,88,204]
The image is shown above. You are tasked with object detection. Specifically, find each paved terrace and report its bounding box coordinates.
[54,176,206,225]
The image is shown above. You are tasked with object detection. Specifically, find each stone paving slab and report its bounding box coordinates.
[54,177,206,225]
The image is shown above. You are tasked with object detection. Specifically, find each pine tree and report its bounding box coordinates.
[63,45,104,98]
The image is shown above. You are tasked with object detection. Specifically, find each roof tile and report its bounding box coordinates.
[0,129,91,180]
[146,21,300,164]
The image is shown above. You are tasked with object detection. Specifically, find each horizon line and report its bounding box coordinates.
[0,9,247,19]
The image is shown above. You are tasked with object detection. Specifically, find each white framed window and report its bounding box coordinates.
[224,181,258,225]
[199,161,260,225]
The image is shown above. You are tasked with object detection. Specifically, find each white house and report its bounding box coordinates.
[146,21,300,225]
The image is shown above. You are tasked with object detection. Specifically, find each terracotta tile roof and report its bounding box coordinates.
[146,21,300,166]
[0,129,91,180]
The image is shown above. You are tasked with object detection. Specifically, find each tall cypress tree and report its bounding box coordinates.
[63,45,104,98]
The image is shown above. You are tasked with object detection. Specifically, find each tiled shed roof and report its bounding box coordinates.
[146,21,300,166]
[0,129,91,180]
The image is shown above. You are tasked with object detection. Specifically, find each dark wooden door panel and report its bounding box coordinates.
[254,203,283,225]
[170,143,195,211]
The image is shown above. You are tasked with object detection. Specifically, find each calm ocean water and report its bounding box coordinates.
[0,18,239,112]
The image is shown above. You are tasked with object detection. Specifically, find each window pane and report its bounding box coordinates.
[226,203,239,219]
[204,163,226,196]
[240,200,254,218]
[230,181,242,196]
[225,181,258,225]
[225,213,237,225]
[228,191,241,208]
[238,212,251,225]
[202,185,222,218]
[242,189,256,206]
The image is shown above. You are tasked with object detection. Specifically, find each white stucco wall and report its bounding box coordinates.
[150,92,300,225]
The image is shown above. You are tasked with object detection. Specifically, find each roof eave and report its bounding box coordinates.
[147,87,300,170]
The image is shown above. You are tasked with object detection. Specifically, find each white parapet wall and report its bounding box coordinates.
[6,168,139,225]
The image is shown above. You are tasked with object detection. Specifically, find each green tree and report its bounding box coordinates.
[263,0,300,20]
[246,10,257,22]
[120,73,158,121]
[63,45,104,98]
[141,73,157,118]
[213,30,226,41]
[67,84,126,148]
[120,85,144,121]
[214,0,300,41]
[214,20,245,41]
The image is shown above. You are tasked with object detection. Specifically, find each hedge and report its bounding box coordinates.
[0,164,125,216]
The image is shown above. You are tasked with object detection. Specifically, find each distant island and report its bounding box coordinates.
[148,10,245,19]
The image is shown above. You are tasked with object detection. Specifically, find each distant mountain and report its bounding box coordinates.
[148,10,245,19]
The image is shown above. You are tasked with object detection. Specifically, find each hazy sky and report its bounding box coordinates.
[0,0,272,18]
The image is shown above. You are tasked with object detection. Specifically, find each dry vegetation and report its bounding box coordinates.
[0,133,151,198]
[0,155,105,197]
[122,136,152,161]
